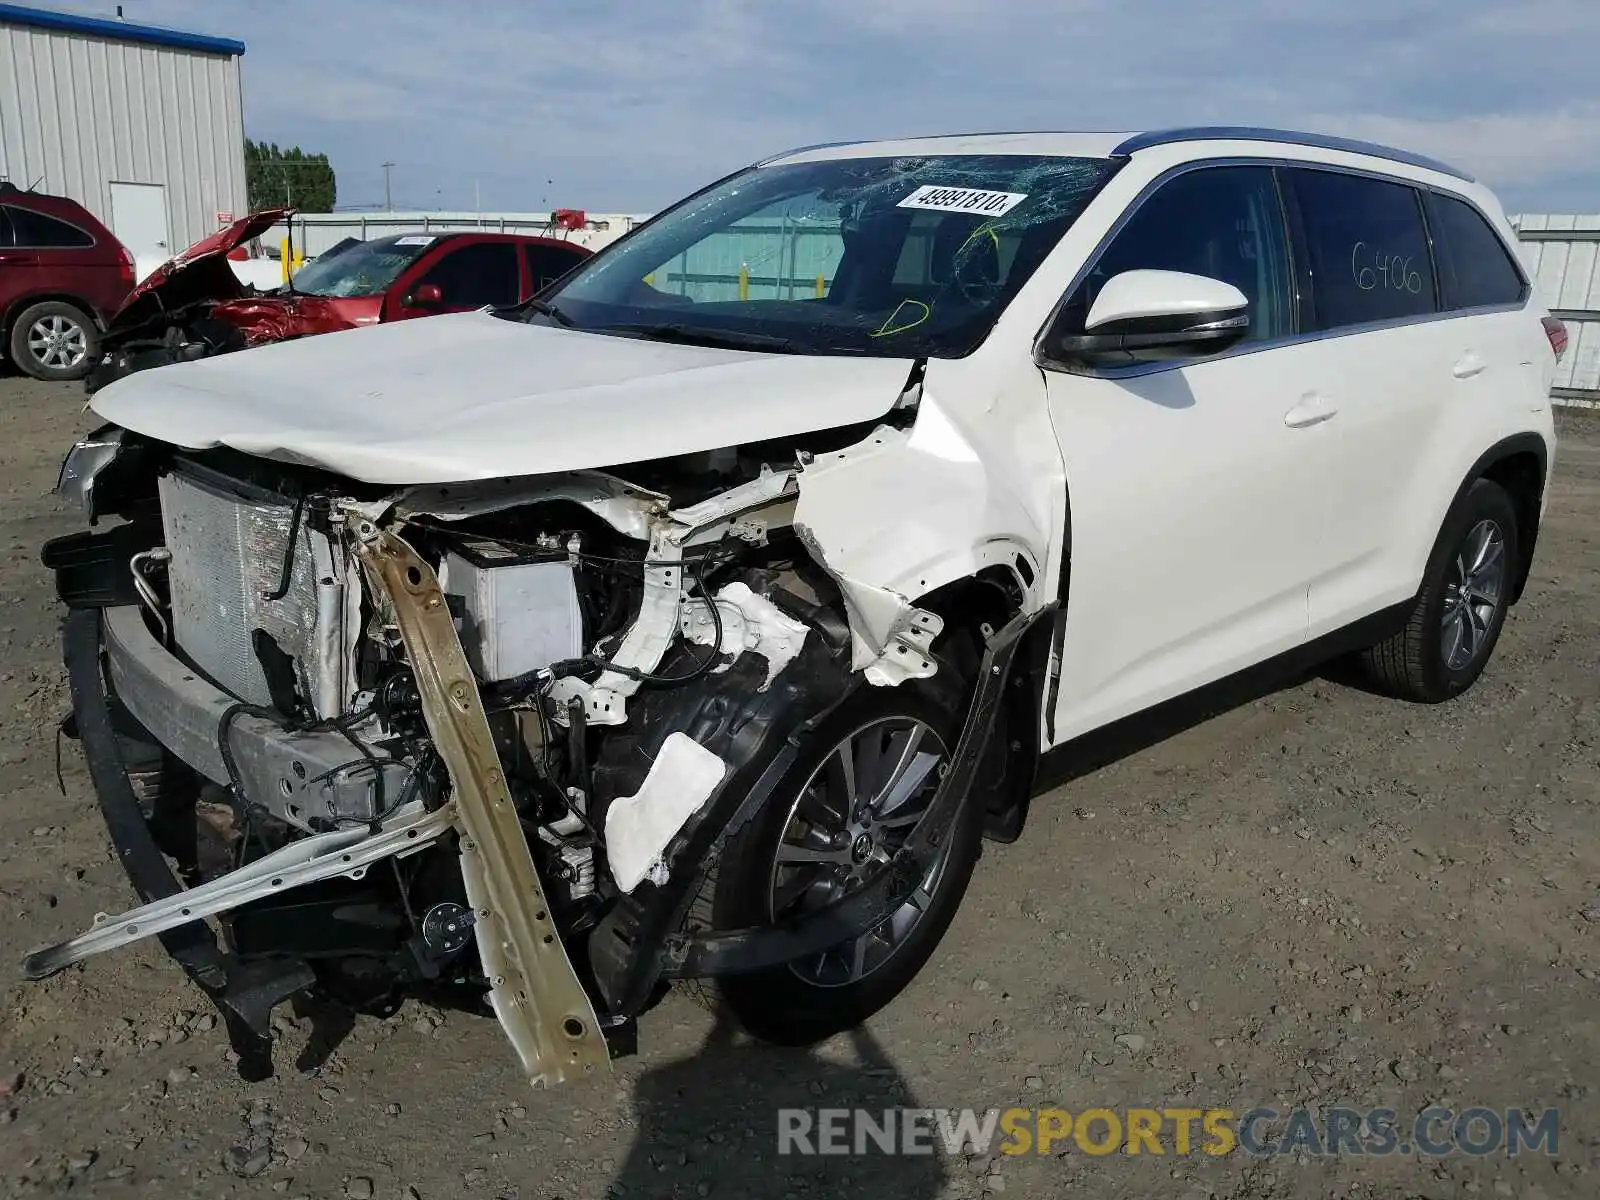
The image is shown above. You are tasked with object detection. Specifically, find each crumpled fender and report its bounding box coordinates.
[792,390,1049,673]
[209,295,364,345]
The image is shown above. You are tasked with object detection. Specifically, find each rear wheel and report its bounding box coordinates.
[699,674,984,1045]
[1359,478,1518,702]
[10,300,99,381]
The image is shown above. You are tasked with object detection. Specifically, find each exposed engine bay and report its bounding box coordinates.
[29,405,1040,1085]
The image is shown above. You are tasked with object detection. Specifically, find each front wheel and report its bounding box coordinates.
[1359,478,1519,702]
[700,679,984,1045]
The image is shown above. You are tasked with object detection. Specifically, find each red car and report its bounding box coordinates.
[0,182,137,381]
[88,209,591,392]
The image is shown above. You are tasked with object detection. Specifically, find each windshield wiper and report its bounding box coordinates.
[519,297,575,327]
[598,322,794,352]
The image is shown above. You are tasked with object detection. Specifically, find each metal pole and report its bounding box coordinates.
[381,162,395,211]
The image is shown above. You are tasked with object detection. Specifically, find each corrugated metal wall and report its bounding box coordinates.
[0,20,247,251]
[1513,215,1600,405]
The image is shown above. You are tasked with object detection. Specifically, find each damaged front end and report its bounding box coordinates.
[83,208,367,395]
[29,410,1039,1085]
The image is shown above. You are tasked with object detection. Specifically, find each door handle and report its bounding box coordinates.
[1283,393,1338,429]
[1452,353,1487,379]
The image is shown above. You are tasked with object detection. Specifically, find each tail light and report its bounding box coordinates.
[116,244,136,287]
[1542,316,1568,362]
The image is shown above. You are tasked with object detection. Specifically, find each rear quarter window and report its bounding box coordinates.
[1291,170,1437,331]
[1426,192,1527,310]
[5,205,95,249]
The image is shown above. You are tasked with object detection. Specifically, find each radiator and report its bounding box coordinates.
[157,468,341,715]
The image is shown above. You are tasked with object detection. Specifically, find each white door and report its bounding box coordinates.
[108,182,169,278]
[1290,173,1534,637]
[1043,165,1335,744]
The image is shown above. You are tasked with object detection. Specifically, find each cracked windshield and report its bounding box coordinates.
[287,234,436,297]
[535,154,1117,356]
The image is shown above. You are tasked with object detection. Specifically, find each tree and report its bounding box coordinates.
[245,139,337,213]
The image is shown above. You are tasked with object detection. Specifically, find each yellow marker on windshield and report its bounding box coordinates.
[871,298,931,338]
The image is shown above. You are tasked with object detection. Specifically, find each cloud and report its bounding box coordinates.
[126,0,1600,214]
[1316,109,1600,195]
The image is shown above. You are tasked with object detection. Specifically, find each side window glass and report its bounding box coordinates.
[1071,166,1294,343]
[525,244,586,294]
[417,242,519,307]
[6,206,94,248]
[0,207,13,248]
[1426,193,1526,310]
[1292,170,1436,330]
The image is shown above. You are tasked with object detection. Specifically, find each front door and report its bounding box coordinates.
[1044,164,1333,744]
[108,182,169,277]
[387,239,522,320]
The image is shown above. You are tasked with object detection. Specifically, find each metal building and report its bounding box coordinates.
[1513,215,1600,408]
[0,3,247,270]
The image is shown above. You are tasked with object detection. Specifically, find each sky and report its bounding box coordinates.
[123,0,1600,215]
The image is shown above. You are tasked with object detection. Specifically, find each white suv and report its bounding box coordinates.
[36,127,1560,1084]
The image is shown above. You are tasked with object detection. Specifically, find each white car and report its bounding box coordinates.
[34,127,1560,1085]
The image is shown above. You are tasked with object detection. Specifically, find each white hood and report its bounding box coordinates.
[90,312,915,485]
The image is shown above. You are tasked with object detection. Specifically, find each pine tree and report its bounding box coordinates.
[245,139,337,213]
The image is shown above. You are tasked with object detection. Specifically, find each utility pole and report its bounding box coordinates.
[381,161,395,211]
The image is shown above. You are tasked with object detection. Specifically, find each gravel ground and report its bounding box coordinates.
[0,373,1595,1200]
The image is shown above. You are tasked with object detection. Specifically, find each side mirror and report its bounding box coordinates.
[406,282,444,307]
[1054,270,1250,365]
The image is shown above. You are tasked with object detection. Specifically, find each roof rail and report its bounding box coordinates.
[754,139,867,167]
[1112,127,1474,183]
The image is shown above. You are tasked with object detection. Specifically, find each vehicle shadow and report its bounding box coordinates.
[610,1011,949,1199]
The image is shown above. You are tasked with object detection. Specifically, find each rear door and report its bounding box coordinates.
[523,242,587,298]
[1278,169,1459,635]
[387,238,522,319]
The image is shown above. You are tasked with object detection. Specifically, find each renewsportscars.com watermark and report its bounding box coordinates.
[777,1106,1560,1159]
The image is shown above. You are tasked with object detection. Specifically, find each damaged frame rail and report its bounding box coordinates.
[25,522,610,1087]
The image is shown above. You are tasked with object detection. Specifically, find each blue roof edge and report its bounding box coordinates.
[1113,127,1474,183]
[0,3,245,55]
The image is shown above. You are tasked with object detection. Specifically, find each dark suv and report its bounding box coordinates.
[0,183,135,380]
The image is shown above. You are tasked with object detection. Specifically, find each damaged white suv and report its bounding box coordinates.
[32,128,1560,1085]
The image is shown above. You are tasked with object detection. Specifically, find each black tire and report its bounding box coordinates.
[1359,478,1519,702]
[697,668,985,1046]
[9,300,100,381]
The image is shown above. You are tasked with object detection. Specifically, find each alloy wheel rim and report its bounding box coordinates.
[767,716,952,988]
[27,315,88,369]
[1441,518,1506,671]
